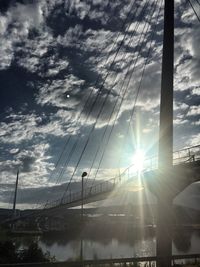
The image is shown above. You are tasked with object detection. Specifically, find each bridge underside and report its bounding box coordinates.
[43,160,200,214]
[143,160,200,199]
[42,190,113,215]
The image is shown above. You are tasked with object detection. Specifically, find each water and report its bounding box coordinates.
[39,236,156,260]
[3,227,200,261]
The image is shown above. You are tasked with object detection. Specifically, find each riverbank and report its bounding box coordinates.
[0,254,199,267]
[1,226,200,263]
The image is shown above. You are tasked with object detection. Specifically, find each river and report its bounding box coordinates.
[2,227,200,261]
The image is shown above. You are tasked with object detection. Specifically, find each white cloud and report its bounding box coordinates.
[10,148,20,154]
[192,87,200,95]
[175,22,200,91]
[174,102,189,111]
[0,0,199,209]
[187,133,200,147]
[0,111,80,145]
[12,2,43,27]
[187,106,200,116]
[36,75,85,108]
[0,1,45,70]
[173,118,189,125]
[65,0,90,20]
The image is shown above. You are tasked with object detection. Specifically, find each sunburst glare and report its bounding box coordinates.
[132,149,145,173]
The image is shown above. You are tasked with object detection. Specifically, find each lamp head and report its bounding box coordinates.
[82,172,87,178]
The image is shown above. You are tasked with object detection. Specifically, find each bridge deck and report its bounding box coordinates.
[43,145,200,212]
[5,145,200,221]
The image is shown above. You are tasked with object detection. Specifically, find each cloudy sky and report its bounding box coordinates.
[0,0,199,209]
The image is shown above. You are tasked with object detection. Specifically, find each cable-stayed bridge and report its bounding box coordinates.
[7,0,198,219]
[7,144,200,219]
[42,145,200,211]
[2,0,200,266]
[35,146,200,213]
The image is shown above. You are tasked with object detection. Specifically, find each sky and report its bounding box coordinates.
[0,0,199,209]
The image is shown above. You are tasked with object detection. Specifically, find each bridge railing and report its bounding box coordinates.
[44,177,117,209]
[173,144,200,165]
[61,178,117,205]
[44,145,200,210]
[127,144,200,174]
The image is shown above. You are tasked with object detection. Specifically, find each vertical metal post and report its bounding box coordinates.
[81,173,84,227]
[13,169,19,218]
[80,172,87,266]
[69,188,71,202]
[157,0,174,267]
[80,175,83,264]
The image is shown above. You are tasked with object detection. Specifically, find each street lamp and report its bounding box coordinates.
[80,171,87,266]
[81,171,87,214]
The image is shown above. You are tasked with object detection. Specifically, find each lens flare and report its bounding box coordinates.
[133,149,145,172]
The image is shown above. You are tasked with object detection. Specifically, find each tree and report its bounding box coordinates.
[19,242,54,263]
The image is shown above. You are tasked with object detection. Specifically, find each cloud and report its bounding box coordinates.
[187,133,200,147]
[0,0,45,70]
[0,110,82,146]
[0,0,199,209]
[36,75,85,108]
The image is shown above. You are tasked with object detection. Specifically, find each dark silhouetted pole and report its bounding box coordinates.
[13,169,19,218]
[80,171,87,266]
[159,0,174,169]
[157,0,174,266]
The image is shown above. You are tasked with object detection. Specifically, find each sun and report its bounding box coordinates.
[132,149,145,172]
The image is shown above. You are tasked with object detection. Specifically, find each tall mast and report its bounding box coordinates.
[158,0,174,169]
[157,0,174,266]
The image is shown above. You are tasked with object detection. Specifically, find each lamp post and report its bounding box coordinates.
[80,171,87,266]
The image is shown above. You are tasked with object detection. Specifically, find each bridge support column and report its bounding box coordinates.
[156,193,173,267]
[143,163,198,267]
[157,0,174,265]
[144,174,177,267]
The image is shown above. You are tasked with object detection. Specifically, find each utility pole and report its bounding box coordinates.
[157,0,174,266]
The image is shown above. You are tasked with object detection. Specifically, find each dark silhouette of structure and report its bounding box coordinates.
[2,1,200,266]
[156,0,174,266]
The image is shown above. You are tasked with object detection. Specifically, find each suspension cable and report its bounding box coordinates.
[92,0,162,184]
[55,3,145,186]
[60,1,153,201]
[85,0,160,187]
[188,0,200,22]
[116,0,164,173]
[57,1,147,186]
[47,0,138,184]
[50,0,140,186]
[41,0,141,207]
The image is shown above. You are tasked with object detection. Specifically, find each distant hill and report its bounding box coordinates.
[1,203,200,224]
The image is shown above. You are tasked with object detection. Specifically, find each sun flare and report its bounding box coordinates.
[132,149,145,172]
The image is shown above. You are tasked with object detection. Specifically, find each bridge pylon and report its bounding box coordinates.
[153,0,200,262]
[157,0,174,265]
[143,161,200,267]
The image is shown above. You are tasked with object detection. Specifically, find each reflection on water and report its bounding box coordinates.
[39,230,156,261]
[1,228,200,261]
[173,231,191,253]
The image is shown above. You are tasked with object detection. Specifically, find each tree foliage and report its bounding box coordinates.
[0,240,54,264]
